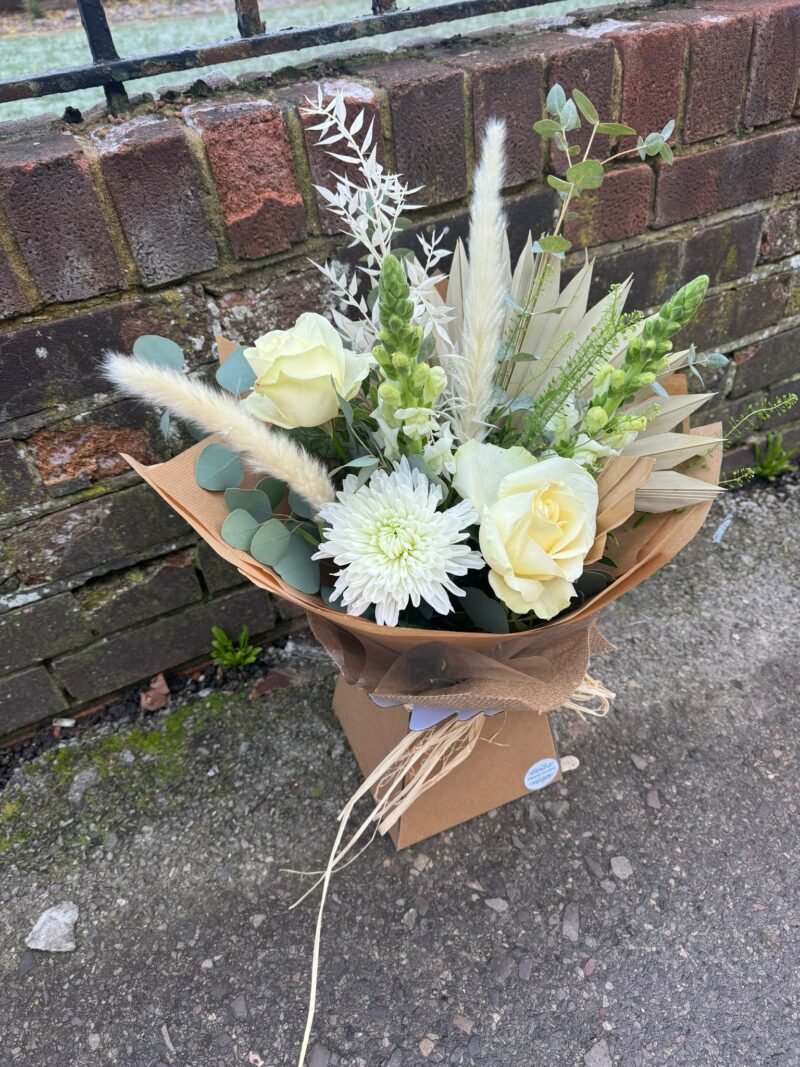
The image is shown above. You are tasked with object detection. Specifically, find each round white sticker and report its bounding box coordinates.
[524,758,559,791]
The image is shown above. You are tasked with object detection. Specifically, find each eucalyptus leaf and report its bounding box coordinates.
[331,455,380,476]
[224,487,272,522]
[250,518,291,566]
[457,587,510,634]
[565,159,604,190]
[195,443,244,491]
[256,477,287,509]
[546,175,572,194]
[559,99,579,131]
[159,410,171,438]
[536,234,572,255]
[132,335,185,371]
[546,83,566,117]
[572,88,598,124]
[533,118,561,137]
[221,509,260,551]
[597,122,636,136]
[287,489,317,520]
[575,570,613,599]
[215,347,256,395]
[321,586,347,613]
[407,454,446,492]
[274,535,321,594]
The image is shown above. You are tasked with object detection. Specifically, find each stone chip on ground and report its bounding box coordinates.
[25,902,79,952]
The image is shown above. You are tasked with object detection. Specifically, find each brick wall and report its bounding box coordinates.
[1,0,799,739]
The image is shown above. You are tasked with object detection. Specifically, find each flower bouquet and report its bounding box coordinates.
[105,85,736,1061]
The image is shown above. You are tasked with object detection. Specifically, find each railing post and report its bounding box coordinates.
[235,0,265,37]
[76,0,129,112]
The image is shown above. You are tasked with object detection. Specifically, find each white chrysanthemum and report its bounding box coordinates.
[314,458,484,626]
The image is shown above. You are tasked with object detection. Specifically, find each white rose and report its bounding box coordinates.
[242,312,372,429]
[454,443,598,620]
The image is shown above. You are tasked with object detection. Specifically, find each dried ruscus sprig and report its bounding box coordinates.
[104,354,335,511]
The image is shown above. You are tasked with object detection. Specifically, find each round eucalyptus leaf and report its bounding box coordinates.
[287,489,317,520]
[224,487,272,523]
[250,519,291,567]
[255,477,287,510]
[274,535,321,594]
[133,335,185,371]
[195,443,244,491]
[215,347,257,395]
[457,587,510,634]
[221,509,260,551]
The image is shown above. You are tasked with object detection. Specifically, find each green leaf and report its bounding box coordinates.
[224,487,272,522]
[159,410,171,438]
[195,443,244,491]
[572,88,598,124]
[661,119,675,140]
[533,118,561,137]
[287,489,317,520]
[565,159,604,190]
[597,122,636,136]
[536,234,572,255]
[568,144,581,156]
[250,518,292,566]
[559,99,579,131]
[406,454,446,492]
[506,351,540,363]
[330,455,380,477]
[221,508,260,551]
[457,587,509,634]
[255,477,286,510]
[320,586,347,613]
[546,175,573,194]
[658,141,674,164]
[215,347,256,395]
[546,83,567,117]
[274,535,321,594]
[186,421,210,442]
[132,335,185,371]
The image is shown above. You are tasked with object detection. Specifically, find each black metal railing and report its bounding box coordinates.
[0,0,570,111]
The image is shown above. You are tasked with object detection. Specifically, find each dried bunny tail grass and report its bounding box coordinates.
[452,118,508,444]
[104,353,335,511]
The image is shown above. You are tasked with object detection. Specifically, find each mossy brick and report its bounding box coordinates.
[76,550,203,635]
[654,127,800,228]
[0,130,125,304]
[689,276,789,352]
[7,483,190,587]
[600,20,686,152]
[362,60,467,206]
[732,327,800,398]
[212,268,331,343]
[0,592,91,675]
[761,205,800,262]
[564,165,653,248]
[196,540,246,595]
[650,9,753,144]
[0,439,46,510]
[0,249,30,321]
[0,666,66,734]
[0,289,214,422]
[443,43,546,187]
[701,0,800,128]
[184,101,306,260]
[587,241,685,312]
[540,33,617,171]
[682,213,764,287]
[51,584,277,702]
[282,79,386,235]
[27,398,163,494]
[93,117,218,287]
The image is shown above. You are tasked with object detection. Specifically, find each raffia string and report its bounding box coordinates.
[289,671,614,1067]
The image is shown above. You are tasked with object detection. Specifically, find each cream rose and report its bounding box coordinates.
[454,443,598,620]
[242,312,372,429]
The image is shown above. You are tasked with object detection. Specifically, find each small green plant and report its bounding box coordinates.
[754,433,797,482]
[210,625,262,671]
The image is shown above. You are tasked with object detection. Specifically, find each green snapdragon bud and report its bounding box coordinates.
[378,382,401,406]
[584,406,609,433]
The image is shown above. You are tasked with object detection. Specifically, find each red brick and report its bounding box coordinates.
[541,34,617,170]
[51,584,277,702]
[0,249,30,320]
[761,203,800,262]
[564,164,653,247]
[0,131,125,303]
[213,267,331,343]
[93,117,218,286]
[0,287,213,421]
[184,101,306,259]
[602,21,686,149]
[689,275,789,351]
[682,212,763,286]
[732,326,800,396]
[283,79,386,235]
[661,10,753,143]
[364,60,467,205]
[702,0,800,127]
[654,127,800,227]
[444,43,546,187]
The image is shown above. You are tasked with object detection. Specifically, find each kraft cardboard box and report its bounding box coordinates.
[333,674,561,849]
